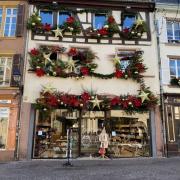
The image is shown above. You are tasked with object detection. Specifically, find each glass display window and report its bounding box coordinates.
[0,108,9,150]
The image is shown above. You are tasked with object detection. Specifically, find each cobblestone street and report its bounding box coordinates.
[0,158,180,180]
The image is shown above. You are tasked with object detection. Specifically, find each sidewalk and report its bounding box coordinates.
[0,158,180,180]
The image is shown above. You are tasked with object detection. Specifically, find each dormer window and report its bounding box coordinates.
[40,10,53,25]
[94,14,106,29]
[58,12,70,26]
[122,13,136,30]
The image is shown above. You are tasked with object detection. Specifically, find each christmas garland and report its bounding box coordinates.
[27,13,147,39]
[27,12,81,35]
[170,78,180,87]
[34,86,158,114]
[28,46,146,81]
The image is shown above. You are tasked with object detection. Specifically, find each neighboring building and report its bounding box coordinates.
[20,0,163,160]
[0,1,27,161]
[156,0,180,156]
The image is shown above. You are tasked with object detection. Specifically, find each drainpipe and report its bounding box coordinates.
[154,9,167,157]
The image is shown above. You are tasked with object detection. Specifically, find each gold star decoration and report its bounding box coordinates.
[52,27,63,38]
[43,53,52,65]
[89,95,103,110]
[138,91,150,103]
[135,18,144,29]
[112,55,121,66]
[66,58,78,72]
[42,83,56,93]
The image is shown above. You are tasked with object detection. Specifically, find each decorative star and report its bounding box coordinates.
[42,83,56,93]
[135,18,144,29]
[52,27,63,38]
[112,55,121,66]
[66,58,78,72]
[138,91,150,103]
[43,53,52,65]
[89,95,103,110]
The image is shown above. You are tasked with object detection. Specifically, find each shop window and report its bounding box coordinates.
[0,57,12,86]
[167,21,180,42]
[0,108,9,150]
[93,14,106,29]
[174,106,180,119]
[58,12,70,26]
[122,13,136,30]
[169,59,180,79]
[40,10,53,25]
[4,8,17,37]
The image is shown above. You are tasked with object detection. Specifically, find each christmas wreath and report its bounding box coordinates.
[28,46,146,81]
[34,85,158,114]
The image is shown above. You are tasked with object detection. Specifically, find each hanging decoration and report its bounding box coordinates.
[34,87,158,113]
[52,27,64,38]
[28,46,146,81]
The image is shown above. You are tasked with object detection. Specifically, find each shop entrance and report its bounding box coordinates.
[32,109,151,159]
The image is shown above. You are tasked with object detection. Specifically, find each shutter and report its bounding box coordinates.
[11,54,23,87]
[16,4,25,37]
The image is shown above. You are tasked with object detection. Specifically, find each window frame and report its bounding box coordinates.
[169,58,180,79]
[167,21,180,41]
[121,12,137,30]
[57,11,71,26]
[0,56,12,87]
[0,107,10,150]
[3,7,17,37]
[39,9,53,26]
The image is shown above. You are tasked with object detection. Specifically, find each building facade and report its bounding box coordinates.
[19,0,163,159]
[0,1,27,161]
[156,0,180,156]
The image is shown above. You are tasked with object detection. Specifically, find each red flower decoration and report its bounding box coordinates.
[68,48,77,56]
[123,28,130,34]
[80,67,89,76]
[43,23,51,31]
[47,95,58,107]
[81,92,90,102]
[108,16,115,23]
[35,68,45,77]
[98,28,108,36]
[115,69,124,78]
[135,63,145,73]
[66,16,75,24]
[133,98,142,107]
[111,97,120,106]
[69,96,80,107]
[30,48,39,56]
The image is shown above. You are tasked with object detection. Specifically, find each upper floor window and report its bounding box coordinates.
[122,14,136,30]
[0,8,2,29]
[94,14,106,29]
[0,57,12,86]
[4,8,17,37]
[169,59,180,79]
[40,10,53,25]
[58,12,70,26]
[167,21,180,41]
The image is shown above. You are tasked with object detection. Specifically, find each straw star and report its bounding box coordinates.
[89,95,103,110]
[112,55,121,66]
[52,27,63,38]
[43,53,52,65]
[138,91,150,103]
[66,58,78,72]
[135,18,144,29]
[42,83,56,93]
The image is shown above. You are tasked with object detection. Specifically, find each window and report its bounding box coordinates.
[40,10,53,25]
[169,59,180,79]
[167,21,180,41]
[4,8,17,37]
[122,14,136,29]
[174,106,180,119]
[0,57,12,86]
[0,8,2,29]
[0,108,9,150]
[58,12,70,26]
[94,14,106,29]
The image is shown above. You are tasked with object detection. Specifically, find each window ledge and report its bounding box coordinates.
[0,87,19,90]
[165,40,180,46]
[0,37,17,40]
[168,85,180,88]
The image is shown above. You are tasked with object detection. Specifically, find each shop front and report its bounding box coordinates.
[32,109,151,159]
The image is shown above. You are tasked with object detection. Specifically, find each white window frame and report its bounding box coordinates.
[169,59,180,79]
[167,21,180,41]
[4,8,17,37]
[0,107,10,150]
[0,57,12,86]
